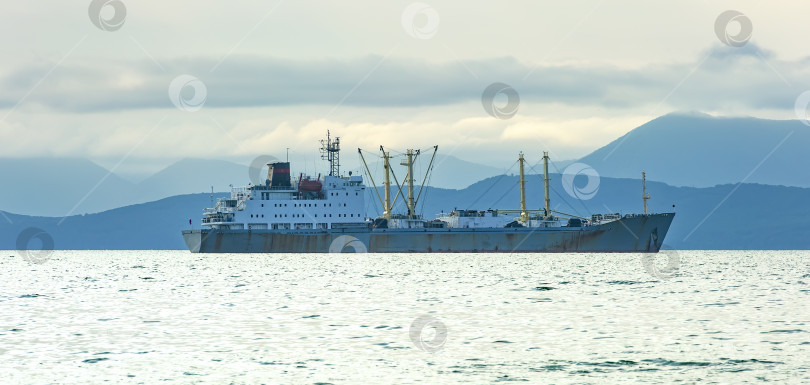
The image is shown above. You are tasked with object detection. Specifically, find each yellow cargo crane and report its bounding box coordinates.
[358,145,438,220]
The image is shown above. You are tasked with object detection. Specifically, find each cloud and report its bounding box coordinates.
[2,46,808,116]
[2,30,809,168]
[0,101,648,168]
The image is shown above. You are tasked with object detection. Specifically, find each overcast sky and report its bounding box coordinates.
[1,1,808,177]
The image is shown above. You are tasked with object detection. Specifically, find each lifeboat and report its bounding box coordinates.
[298,174,322,192]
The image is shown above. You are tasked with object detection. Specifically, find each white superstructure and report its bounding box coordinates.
[203,173,367,231]
[201,133,369,231]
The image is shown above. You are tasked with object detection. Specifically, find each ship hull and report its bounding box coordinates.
[182,213,674,253]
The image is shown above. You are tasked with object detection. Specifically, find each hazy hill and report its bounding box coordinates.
[0,154,503,217]
[136,158,249,199]
[0,193,227,250]
[577,112,810,188]
[0,158,245,217]
[0,158,137,217]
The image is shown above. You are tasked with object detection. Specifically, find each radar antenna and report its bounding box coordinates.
[320,131,340,176]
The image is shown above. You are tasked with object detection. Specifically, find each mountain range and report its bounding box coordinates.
[1,112,808,250]
[3,112,807,217]
[578,112,809,188]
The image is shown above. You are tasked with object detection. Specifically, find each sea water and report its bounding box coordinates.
[1,250,809,384]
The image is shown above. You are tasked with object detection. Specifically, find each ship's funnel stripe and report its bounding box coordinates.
[269,162,292,187]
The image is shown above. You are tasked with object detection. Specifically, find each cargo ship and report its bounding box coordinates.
[182,133,674,253]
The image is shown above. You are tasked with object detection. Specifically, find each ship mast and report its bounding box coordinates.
[320,131,341,176]
[543,151,551,219]
[642,171,650,215]
[382,149,392,219]
[401,149,419,219]
[518,152,528,223]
